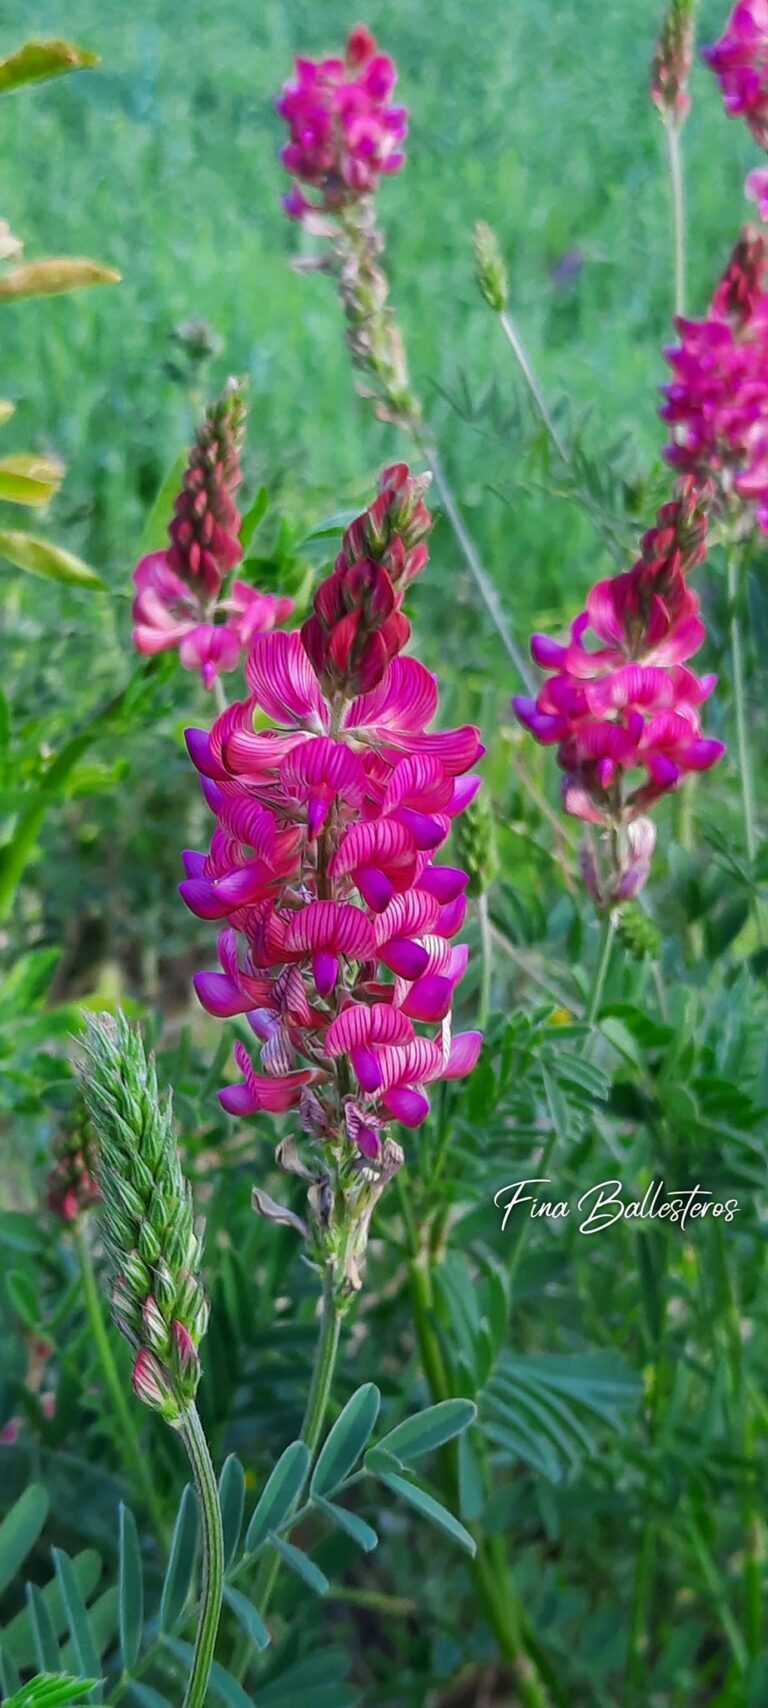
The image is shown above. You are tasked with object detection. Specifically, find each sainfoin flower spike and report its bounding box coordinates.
[77,1013,209,1424]
[702,0,768,146]
[651,0,697,125]
[182,465,483,1294]
[661,226,768,533]
[513,482,725,904]
[132,379,293,688]
[276,30,418,429]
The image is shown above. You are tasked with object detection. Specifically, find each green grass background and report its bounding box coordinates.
[0,0,754,625]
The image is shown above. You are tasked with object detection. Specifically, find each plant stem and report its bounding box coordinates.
[74,1225,167,1543]
[416,437,536,695]
[211,676,228,717]
[498,309,570,465]
[717,1225,764,1665]
[665,122,686,320]
[586,914,615,1028]
[478,892,493,1027]
[178,1403,225,1708]
[727,548,758,867]
[252,1271,341,1627]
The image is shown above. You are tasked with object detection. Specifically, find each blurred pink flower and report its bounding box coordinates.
[277,25,407,219]
[703,0,768,146]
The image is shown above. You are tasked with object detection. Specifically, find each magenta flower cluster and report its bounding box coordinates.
[133,385,293,689]
[182,466,482,1153]
[277,25,407,221]
[703,0,768,147]
[661,228,768,530]
[514,483,725,857]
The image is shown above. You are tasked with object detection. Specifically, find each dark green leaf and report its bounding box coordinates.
[313,1497,378,1552]
[377,1400,476,1465]
[372,1472,476,1556]
[26,1584,61,1674]
[0,1485,49,1596]
[222,1586,270,1652]
[218,1455,246,1568]
[244,1440,309,1554]
[311,1383,380,1497]
[159,1486,198,1633]
[268,1533,329,1596]
[51,1551,101,1703]
[118,1505,143,1671]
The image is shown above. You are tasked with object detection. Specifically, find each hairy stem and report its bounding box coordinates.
[727,548,758,867]
[74,1225,167,1543]
[179,1403,225,1708]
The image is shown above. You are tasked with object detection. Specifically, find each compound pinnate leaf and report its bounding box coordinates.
[311,1383,381,1497]
[244,1440,309,1554]
[376,1399,476,1464]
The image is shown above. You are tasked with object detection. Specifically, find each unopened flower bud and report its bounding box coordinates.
[474,222,508,313]
[651,0,696,126]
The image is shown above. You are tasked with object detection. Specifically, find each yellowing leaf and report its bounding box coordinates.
[0,259,121,302]
[0,529,104,588]
[0,39,98,95]
[0,453,64,506]
[0,402,16,426]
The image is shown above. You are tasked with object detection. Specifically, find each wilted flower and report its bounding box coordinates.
[513,483,725,900]
[78,1014,209,1424]
[182,466,483,1293]
[132,381,293,688]
[277,26,407,220]
[652,0,697,124]
[702,0,768,146]
[661,227,768,532]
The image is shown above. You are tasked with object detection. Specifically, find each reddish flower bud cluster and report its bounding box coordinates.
[513,483,725,895]
[132,383,293,689]
[301,464,431,696]
[661,227,768,531]
[47,1106,100,1224]
[277,26,407,221]
[182,466,482,1177]
[651,0,696,125]
[703,0,768,146]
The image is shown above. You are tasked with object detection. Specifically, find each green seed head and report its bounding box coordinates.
[453,790,499,898]
[474,222,508,314]
[78,1013,208,1423]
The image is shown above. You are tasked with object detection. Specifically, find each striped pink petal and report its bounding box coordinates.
[245,630,328,727]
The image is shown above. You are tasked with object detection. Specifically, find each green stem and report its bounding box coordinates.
[586,915,615,1028]
[665,121,686,320]
[416,437,536,695]
[717,1225,763,1664]
[252,1272,341,1626]
[179,1404,225,1708]
[727,548,758,867]
[477,892,492,1027]
[74,1225,167,1543]
[498,309,570,464]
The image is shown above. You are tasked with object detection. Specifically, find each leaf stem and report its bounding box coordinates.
[586,915,615,1028]
[415,437,536,695]
[498,309,570,465]
[74,1224,167,1544]
[665,121,686,320]
[178,1403,225,1708]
